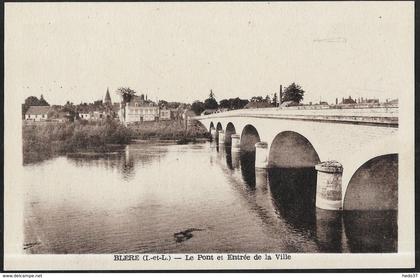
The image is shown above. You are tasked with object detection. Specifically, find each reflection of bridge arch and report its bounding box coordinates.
[240,125,260,152]
[343,154,398,211]
[225,122,236,145]
[268,131,320,168]
[214,122,223,145]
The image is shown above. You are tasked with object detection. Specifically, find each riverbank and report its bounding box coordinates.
[22,120,132,164]
[22,119,209,164]
[128,119,209,140]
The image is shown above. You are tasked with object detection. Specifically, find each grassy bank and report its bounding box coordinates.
[127,119,209,140]
[23,120,132,164]
[23,119,209,164]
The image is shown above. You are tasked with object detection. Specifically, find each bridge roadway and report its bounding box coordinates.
[193,105,398,211]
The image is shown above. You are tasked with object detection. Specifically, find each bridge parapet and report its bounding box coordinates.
[193,106,398,127]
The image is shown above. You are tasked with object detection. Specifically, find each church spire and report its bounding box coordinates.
[104,87,112,105]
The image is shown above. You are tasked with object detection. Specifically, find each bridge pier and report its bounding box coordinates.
[231,134,241,152]
[315,161,343,210]
[255,142,269,169]
[218,130,225,145]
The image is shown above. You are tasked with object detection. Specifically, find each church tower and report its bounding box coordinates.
[104,87,112,105]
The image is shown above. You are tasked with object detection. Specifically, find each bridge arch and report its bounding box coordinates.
[343,154,398,211]
[225,122,236,145]
[209,122,215,131]
[240,124,260,152]
[268,131,320,168]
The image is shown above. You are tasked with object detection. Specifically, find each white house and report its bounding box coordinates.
[120,94,159,123]
[25,106,51,121]
[79,112,92,120]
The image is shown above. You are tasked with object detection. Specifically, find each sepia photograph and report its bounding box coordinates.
[3,1,415,271]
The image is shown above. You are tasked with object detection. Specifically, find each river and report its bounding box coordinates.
[23,141,397,254]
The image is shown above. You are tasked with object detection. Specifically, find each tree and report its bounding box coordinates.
[117,87,136,103]
[282,82,305,103]
[265,95,271,104]
[209,89,215,99]
[204,90,218,110]
[231,97,249,109]
[219,99,230,109]
[63,101,77,121]
[25,96,40,106]
[116,87,137,122]
[191,101,205,115]
[204,98,218,109]
[158,100,168,108]
[39,94,49,106]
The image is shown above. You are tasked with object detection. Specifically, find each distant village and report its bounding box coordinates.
[22,88,194,124]
[22,85,399,124]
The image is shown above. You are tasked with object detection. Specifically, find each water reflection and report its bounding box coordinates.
[231,150,240,170]
[315,209,343,252]
[343,210,397,252]
[224,145,233,170]
[23,141,398,254]
[268,167,317,236]
[66,142,169,181]
[255,169,268,191]
[240,151,256,189]
[216,145,397,253]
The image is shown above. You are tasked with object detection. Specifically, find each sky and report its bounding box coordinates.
[5,2,413,105]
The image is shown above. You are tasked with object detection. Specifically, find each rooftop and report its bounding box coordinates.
[26,106,51,115]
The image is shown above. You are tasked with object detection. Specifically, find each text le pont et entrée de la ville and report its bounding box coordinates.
[114,253,292,262]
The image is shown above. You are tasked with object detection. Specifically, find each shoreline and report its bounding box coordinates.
[22,119,209,164]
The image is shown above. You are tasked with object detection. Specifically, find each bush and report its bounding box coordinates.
[127,120,208,140]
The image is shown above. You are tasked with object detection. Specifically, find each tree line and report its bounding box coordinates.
[190,82,305,115]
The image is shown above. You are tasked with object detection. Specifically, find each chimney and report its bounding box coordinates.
[279,85,283,104]
[335,98,338,105]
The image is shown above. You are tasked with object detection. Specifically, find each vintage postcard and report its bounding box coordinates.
[3,1,415,271]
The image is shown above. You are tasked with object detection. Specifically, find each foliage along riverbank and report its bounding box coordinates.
[23,119,209,164]
[127,119,209,140]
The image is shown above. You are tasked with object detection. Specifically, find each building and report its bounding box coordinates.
[120,94,159,123]
[77,89,120,121]
[159,108,171,120]
[79,112,92,120]
[358,98,379,104]
[52,111,72,122]
[25,106,51,121]
[340,96,356,105]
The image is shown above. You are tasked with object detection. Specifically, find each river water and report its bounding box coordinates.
[23,141,397,254]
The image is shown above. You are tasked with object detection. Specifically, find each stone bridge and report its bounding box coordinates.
[193,105,398,211]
